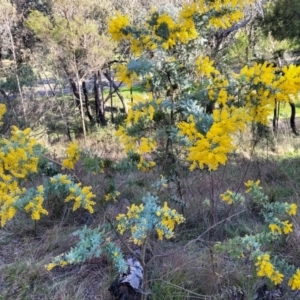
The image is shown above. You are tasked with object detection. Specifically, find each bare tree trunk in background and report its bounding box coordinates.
[94,71,106,126]
[273,100,279,133]
[74,61,87,143]
[108,67,114,123]
[6,20,27,123]
[82,81,94,123]
[290,102,299,135]
[68,77,80,107]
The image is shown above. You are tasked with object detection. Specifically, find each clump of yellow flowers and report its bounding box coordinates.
[255,254,284,285]
[62,141,81,170]
[219,179,299,289]
[50,174,95,213]
[116,192,184,245]
[0,107,45,226]
[0,105,96,226]
[289,270,300,290]
[108,1,300,173]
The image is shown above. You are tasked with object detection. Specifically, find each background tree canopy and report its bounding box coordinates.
[262,0,300,44]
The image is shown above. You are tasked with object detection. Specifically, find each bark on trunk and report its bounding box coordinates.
[94,71,106,126]
[69,78,80,107]
[273,100,279,132]
[290,102,298,135]
[82,81,94,123]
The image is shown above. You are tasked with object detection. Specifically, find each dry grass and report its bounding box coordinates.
[2,124,300,299]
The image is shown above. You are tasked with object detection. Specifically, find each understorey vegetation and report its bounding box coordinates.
[1,0,300,299]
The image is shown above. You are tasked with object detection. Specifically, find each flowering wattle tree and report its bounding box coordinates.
[107,0,300,295]
[108,0,300,173]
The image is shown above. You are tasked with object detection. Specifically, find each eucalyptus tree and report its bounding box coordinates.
[0,0,27,123]
[26,0,115,139]
[262,0,300,45]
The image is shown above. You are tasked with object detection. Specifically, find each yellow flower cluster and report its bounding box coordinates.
[50,174,95,213]
[24,186,48,220]
[178,106,249,170]
[220,190,234,205]
[62,141,81,170]
[45,262,56,271]
[107,7,199,54]
[269,220,293,235]
[0,104,6,128]
[137,157,156,172]
[115,126,138,153]
[151,12,198,50]
[156,202,185,240]
[268,223,281,235]
[195,55,220,78]
[244,179,261,193]
[180,0,256,30]
[116,95,159,171]
[255,254,284,285]
[286,203,297,216]
[237,62,300,125]
[125,95,157,125]
[210,11,243,29]
[116,199,184,245]
[282,220,293,234]
[104,191,120,202]
[116,203,145,238]
[289,270,300,290]
[114,64,139,88]
[65,184,95,213]
[0,124,44,226]
[50,174,71,185]
[138,137,157,154]
[273,64,300,102]
[45,253,72,271]
[107,12,130,41]
[127,203,144,219]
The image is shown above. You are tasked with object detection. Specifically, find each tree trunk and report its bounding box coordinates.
[69,77,80,107]
[75,72,87,143]
[82,81,94,124]
[6,20,26,123]
[290,102,298,135]
[94,71,106,126]
[273,100,279,132]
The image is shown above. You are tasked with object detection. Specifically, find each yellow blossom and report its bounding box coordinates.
[286,203,297,216]
[107,12,130,41]
[289,270,300,290]
[45,263,56,271]
[269,223,282,235]
[220,190,234,205]
[282,220,293,234]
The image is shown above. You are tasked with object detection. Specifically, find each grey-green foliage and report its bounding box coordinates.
[50,225,127,273]
[127,59,153,76]
[179,99,214,135]
[66,226,103,261]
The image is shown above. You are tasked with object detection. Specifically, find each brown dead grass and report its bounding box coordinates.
[2,125,300,299]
